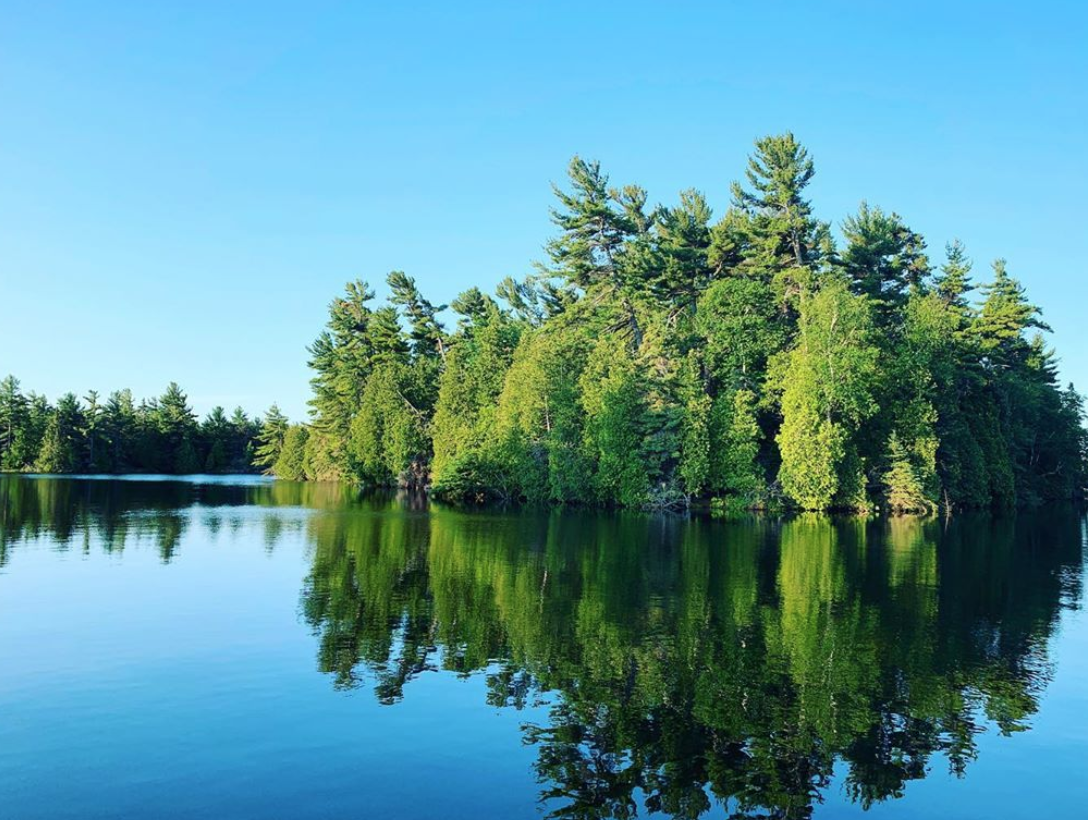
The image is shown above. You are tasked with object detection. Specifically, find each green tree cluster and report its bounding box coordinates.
[282,134,1086,510]
[0,377,261,475]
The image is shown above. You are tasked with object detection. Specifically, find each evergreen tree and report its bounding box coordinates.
[543,156,641,292]
[934,239,973,309]
[253,404,289,473]
[349,362,430,486]
[0,375,30,470]
[729,132,822,293]
[579,336,650,506]
[387,271,447,360]
[492,325,593,502]
[34,394,84,473]
[718,388,765,499]
[274,425,310,480]
[841,202,929,317]
[83,390,107,472]
[155,383,198,473]
[972,259,1048,367]
[230,407,259,470]
[281,136,1085,512]
[776,282,880,509]
[883,433,936,513]
[201,406,232,472]
[35,416,72,473]
[429,298,522,496]
[102,389,137,472]
[306,280,380,476]
[1,378,262,476]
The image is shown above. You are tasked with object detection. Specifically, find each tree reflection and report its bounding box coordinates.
[1,476,1082,817]
[301,505,1083,818]
[0,474,367,563]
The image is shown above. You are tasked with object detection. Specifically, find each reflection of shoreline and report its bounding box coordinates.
[1,475,1084,818]
[301,503,1083,818]
[0,475,362,562]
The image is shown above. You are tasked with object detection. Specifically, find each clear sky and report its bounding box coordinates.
[2,1,1086,421]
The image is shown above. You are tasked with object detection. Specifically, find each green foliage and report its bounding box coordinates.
[543,156,643,292]
[305,280,384,478]
[883,433,936,513]
[934,239,973,309]
[274,425,310,480]
[973,259,1048,364]
[492,326,593,502]
[35,413,78,473]
[0,376,33,470]
[776,281,880,509]
[349,362,430,486]
[1,375,263,477]
[719,388,765,499]
[578,337,651,506]
[387,271,447,360]
[253,403,289,473]
[279,134,1085,512]
[730,131,818,271]
[695,276,786,390]
[430,304,522,496]
[678,383,714,496]
[11,136,1080,510]
[842,201,929,317]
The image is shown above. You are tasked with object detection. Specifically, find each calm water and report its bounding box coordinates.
[1,476,1086,819]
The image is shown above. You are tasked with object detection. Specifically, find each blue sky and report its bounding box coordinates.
[1,1,1086,421]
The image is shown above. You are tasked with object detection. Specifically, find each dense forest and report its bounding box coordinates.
[0,377,260,474]
[5,134,1085,511]
[256,133,1086,512]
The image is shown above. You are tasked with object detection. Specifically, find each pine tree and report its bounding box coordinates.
[973,259,1049,366]
[0,375,29,469]
[883,433,935,513]
[274,425,310,480]
[841,202,929,319]
[387,271,447,360]
[34,395,83,474]
[543,156,641,291]
[201,406,232,473]
[102,389,136,471]
[730,132,819,272]
[641,189,714,318]
[253,404,289,473]
[306,280,380,475]
[934,239,973,309]
[83,390,107,472]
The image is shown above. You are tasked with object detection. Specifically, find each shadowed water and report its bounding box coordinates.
[1,475,1086,819]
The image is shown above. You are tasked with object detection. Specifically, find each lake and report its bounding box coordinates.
[0,475,1086,819]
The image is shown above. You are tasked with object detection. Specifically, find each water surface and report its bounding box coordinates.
[1,475,1086,818]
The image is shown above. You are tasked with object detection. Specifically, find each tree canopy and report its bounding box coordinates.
[0,379,261,476]
[8,134,1083,511]
[278,134,1085,511]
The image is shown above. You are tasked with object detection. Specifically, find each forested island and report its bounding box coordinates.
[264,134,1087,512]
[3,134,1086,512]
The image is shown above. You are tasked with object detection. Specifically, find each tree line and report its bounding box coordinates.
[0,377,260,474]
[255,133,1087,511]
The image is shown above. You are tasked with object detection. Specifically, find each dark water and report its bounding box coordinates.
[1,476,1086,819]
